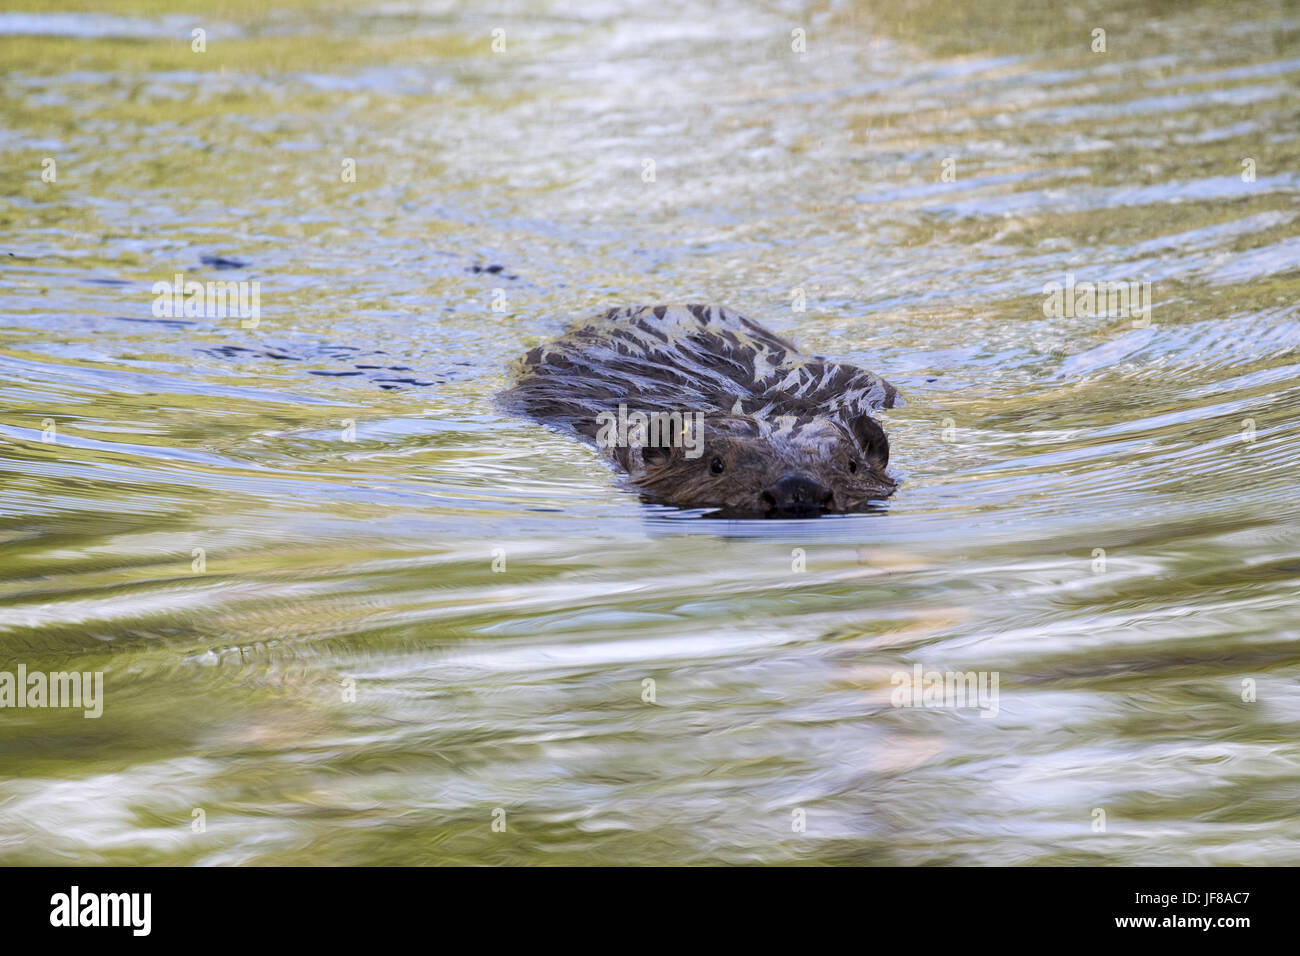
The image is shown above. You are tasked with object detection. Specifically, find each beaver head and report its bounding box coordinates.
[613,412,893,517]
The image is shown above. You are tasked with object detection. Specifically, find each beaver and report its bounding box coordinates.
[500,305,900,517]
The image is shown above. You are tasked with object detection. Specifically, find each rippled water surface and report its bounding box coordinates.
[2,0,1299,864]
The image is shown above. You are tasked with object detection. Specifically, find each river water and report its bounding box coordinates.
[1,0,1298,864]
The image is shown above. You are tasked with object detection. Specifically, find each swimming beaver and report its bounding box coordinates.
[500,305,900,517]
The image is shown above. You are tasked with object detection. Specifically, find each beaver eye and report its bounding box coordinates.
[848,459,858,474]
[710,456,725,475]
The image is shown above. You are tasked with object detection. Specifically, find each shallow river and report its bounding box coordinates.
[1,0,1298,864]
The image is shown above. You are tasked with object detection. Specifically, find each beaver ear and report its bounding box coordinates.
[850,415,890,470]
[641,444,672,466]
[621,442,674,475]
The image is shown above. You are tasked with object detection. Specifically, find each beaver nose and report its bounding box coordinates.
[760,475,834,516]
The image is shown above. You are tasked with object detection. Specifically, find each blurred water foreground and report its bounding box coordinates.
[1,0,1298,864]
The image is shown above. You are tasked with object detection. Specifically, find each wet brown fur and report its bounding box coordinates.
[499,305,900,516]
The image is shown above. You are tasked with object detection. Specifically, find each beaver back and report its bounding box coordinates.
[500,304,899,443]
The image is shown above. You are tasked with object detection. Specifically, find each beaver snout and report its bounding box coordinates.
[760,474,835,517]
